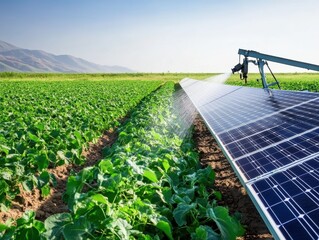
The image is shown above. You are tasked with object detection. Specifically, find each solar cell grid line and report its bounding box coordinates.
[234,125,319,163]
[236,139,319,181]
[224,112,319,160]
[199,95,319,135]
[218,117,288,144]
[247,157,319,240]
[221,86,317,109]
[213,95,319,135]
[219,102,319,148]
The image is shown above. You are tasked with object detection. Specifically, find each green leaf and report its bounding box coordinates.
[127,159,143,174]
[63,217,90,240]
[22,177,35,192]
[156,220,173,240]
[0,168,13,181]
[112,218,132,240]
[91,194,108,205]
[176,186,196,200]
[0,145,10,155]
[44,213,73,239]
[74,131,82,142]
[207,207,245,240]
[6,154,20,160]
[0,180,9,195]
[143,169,158,183]
[150,130,162,141]
[28,132,41,143]
[57,151,69,163]
[14,211,45,239]
[66,176,80,196]
[33,220,45,233]
[156,187,172,204]
[16,227,42,240]
[214,191,222,201]
[191,225,219,240]
[192,225,207,240]
[196,166,215,185]
[50,130,60,138]
[16,210,36,226]
[162,159,170,172]
[35,153,49,171]
[0,227,15,240]
[173,203,196,226]
[41,184,51,197]
[35,123,45,131]
[50,173,57,187]
[0,223,9,232]
[38,171,50,188]
[98,159,114,174]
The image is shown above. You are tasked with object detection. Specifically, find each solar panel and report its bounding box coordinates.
[180,78,319,240]
[249,157,319,239]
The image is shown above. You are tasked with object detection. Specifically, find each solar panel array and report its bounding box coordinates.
[180,78,319,240]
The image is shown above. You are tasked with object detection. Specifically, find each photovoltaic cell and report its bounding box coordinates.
[180,78,319,240]
[236,128,319,180]
[198,88,319,134]
[249,157,319,240]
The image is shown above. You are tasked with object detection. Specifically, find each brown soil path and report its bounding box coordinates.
[0,128,117,223]
[193,116,274,240]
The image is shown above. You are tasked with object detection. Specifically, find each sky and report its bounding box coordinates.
[1,0,319,73]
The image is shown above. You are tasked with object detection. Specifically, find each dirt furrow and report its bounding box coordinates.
[193,116,273,240]
[0,128,117,223]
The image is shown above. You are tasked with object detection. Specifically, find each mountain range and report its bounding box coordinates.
[0,40,133,73]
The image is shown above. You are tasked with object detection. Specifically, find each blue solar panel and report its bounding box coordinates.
[250,157,319,240]
[236,129,319,180]
[180,78,319,240]
[198,88,319,134]
[196,84,319,181]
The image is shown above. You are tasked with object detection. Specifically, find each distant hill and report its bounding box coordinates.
[0,40,134,73]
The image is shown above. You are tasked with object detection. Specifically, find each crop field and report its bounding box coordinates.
[0,73,244,240]
[1,72,318,239]
[0,80,162,199]
[226,72,319,91]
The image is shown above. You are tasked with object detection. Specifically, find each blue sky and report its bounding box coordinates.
[1,0,319,72]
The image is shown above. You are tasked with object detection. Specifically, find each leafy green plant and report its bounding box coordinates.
[0,80,161,206]
[0,211,45,240]
[226,72,319,92]
[57,82,245,239]
[0,77,246,239]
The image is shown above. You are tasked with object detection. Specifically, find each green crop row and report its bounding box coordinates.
[1,82,244,239]
[226,73,319,91]
[0,80,162,207]
[0,72,215,82]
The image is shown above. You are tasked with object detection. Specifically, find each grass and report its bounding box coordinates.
[1,71,318,90]
[0,72,216,82]
[226,72,319,92]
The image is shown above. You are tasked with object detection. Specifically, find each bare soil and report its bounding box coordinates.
[0,128,117,223]
[193,116,273,240]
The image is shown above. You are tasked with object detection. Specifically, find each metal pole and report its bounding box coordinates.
[258,59,268,89]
